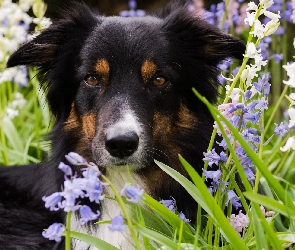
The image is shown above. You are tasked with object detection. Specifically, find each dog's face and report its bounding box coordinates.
[7,3,245,175]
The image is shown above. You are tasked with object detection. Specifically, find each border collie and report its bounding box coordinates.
[0,2,245,249]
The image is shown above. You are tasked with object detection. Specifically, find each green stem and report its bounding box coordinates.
[66,211,72,250]
[264,84,289,136]
[101,175,141,250]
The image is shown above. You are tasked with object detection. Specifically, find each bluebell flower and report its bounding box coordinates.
[244,168,256,181]
[253,73,271,95]
[108,215,127,232]
[216,139,227,150]
[202,149,221,167]
[79,205,100,225]
[255,97,268,111]
[42,192,62,211]
[243,112,261,123]
[273,53,284,64]
[232,66,240,77]
[203,169,222,182]
[244,101,258,113]
[226,190,242,210]
[65,152,87,165]
[228,103,244,113]
[251,135,261,144]
[178,212,191,222]
[219,151,227,162]
[128,0,137,10]
[274,122,289,136]
[119,0,145,17]
[229,115,242,128]
[42,223,65,242]
[244,90,252,101]
[160,199,176,212]
[58,162,72,176]
[121,184,144,203]
[59,195,80,212]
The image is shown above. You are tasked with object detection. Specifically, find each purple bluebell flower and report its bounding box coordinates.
[65,152,87,165]
[203,149,221,167]
[216,139,227,150]
[160,199,176,212]
[255,97,268,111]
[128,0,137,10]
[244,101,258,113]
[232,66,240,77]
[119,0,146,17]
[42,223,65,242]
[229,114,242,128]
[274,122,289,136]
[218,75,226,84]
[84,178,105,203]
[58,162,72,176]
[219,151,227,162]
[108,215,127,232]
[228,103,244,113]
[244,168,255,181]
[218,58,233,72]
[274,26,284,36]
[226,190,242,210]
[273,53,284,64]
[59,195,80,212]
[203,169,222,182]
[121,185,144,203]
[43,192,62,211]
[243,112,261,123]
[178,212,191,222]
[244,90,252,101]
[79,205,100,225]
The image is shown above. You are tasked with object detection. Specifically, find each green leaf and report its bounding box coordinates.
[69,230,120,250]
[135,225,184,250]
[155,159,248,249]
[277,232,295,244]
[244,192,295,220]
[2,117,24,153]
[143,194,194,242]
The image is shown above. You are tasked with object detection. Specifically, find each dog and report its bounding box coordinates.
[0,1,245,249]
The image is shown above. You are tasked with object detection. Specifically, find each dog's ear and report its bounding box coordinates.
[161,7,246,65]
[6,3,101,120]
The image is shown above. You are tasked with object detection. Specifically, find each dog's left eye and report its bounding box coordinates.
[84,74,99,86]
[153,76,167,87]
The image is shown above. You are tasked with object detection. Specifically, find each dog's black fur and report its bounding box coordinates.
[0,2,245,249]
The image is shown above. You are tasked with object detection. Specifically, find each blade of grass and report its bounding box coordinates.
[69,230,120,250]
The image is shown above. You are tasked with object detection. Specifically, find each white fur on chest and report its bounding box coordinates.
[71,168,147,250]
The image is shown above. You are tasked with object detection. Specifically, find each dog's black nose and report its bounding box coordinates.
[105,132,139,158]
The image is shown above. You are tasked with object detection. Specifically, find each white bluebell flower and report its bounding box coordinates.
[65,152,87,165]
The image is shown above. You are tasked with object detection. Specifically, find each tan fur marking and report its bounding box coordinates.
[153,112,172,140]
[95,59,110,80]
[64,103,80,131]
[141,60,157,82]
[177,103,198,129]
[82,113,96,138]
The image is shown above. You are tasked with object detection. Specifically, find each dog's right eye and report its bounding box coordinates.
[84,74,99,86]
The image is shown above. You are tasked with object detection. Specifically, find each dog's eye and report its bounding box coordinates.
[84,74,99,86]
[153,76,167,87]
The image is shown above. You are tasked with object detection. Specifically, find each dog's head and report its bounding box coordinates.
[7,3,245,174]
